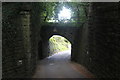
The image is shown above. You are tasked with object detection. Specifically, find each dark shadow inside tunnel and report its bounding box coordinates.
[38,40,44,60]
[48,35,71,60]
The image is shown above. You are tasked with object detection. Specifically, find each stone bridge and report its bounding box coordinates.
[2,2,120,78]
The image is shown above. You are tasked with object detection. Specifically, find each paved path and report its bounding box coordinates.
[33,50,94,78]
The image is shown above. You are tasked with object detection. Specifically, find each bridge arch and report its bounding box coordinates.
[39,24,79,59]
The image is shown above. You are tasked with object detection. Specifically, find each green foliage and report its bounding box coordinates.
[49,35,71,55]
[38,2,58,21]
[38,2,90,24]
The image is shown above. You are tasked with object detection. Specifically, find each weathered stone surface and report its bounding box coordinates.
[2,2,120,78]
[73,2,120,78]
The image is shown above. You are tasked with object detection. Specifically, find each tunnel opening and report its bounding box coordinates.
[48,35,71,60]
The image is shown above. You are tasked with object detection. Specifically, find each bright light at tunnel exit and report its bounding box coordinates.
[58,7,71,21]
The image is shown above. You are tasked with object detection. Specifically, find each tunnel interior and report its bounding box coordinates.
[2,2,120,78]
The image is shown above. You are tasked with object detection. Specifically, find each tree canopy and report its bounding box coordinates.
[39,2,90,24]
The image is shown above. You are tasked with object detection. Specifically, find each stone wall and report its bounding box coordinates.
[2,2,43,78]
[72,2,120,78]
[88,2,119,78]
[2,3,28,78]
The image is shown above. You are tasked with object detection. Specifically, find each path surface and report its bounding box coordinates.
[33,50,94,78]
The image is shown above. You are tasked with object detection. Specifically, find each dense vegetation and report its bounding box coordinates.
[39,2,89,24]
[49,35,71,55]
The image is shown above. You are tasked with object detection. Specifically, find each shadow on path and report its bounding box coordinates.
[33,50,94,78]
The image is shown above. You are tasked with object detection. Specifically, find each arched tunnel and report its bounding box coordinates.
[40,24,78,59]
[2,2,120,78]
